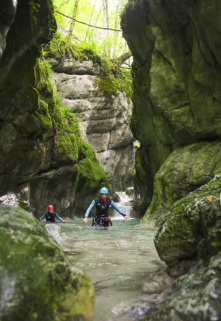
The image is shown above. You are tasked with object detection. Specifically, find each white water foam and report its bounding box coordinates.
[113,191,132,218]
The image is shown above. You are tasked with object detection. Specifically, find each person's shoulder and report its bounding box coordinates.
[94,196,100,203]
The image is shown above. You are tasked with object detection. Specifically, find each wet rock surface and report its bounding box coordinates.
[0,205,94,321]
[142,268,173,295]
[113,253,221,321]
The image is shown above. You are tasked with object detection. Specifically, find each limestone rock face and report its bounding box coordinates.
[0,204,94,321]
[50,56,135,192]
[122,0,221,215]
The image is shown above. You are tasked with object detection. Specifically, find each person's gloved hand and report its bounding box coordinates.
[124,215,131,221]
[83,217,88,223]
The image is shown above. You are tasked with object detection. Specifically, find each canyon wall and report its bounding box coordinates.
[121,0,221,220]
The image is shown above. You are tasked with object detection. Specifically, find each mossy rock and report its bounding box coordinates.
[126,187,134,197]
[154,174,221,266]
[142,141,221,224]
[0,204,94,321]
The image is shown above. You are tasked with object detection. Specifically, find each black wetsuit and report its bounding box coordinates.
[94,197,112,226]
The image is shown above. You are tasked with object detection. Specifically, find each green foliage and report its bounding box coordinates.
[48,33,101,63]
[46,33,133,99]
[52,0,129,59]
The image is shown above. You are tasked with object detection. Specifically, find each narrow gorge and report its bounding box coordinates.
[0,0,221,320]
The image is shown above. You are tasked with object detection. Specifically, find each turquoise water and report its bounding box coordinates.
[46,219,163,320]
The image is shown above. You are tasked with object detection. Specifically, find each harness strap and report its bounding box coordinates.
[100,217,113,226]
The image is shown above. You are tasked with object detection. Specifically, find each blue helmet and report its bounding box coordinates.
[100,187,108,194]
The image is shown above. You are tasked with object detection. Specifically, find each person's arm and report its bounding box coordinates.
[83,200,95,223]
[111,201,131,220]
[39,214,46,221]
[55,213,64,222]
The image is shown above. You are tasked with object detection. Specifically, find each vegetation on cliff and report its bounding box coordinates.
[33,48,108,196]
[45,33,132,98]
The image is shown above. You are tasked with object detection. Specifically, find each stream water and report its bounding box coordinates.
[45,218,163,320]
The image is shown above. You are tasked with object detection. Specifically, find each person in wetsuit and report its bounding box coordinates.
[83,187,130,226]
[40,205,64,222]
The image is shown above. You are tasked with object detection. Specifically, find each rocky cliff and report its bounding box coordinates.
[121,0,221,220]
[46,37,135,192]
[0,1,97,319]
[0,1,108,218]
[116,1,221,319]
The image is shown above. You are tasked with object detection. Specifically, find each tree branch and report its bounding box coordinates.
[56,11,122,32]
[111,51,132,74]
[114,51,132,68]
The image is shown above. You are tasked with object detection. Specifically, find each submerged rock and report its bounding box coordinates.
[114,253,221,321]
[0,205,94,321]
[143,269,173,295]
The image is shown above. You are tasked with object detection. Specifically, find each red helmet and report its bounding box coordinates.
[48,205,54,210]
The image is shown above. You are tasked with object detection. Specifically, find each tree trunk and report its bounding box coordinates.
[66,0,80,41]
[102,0,110,56]
[89,6,102,41]
[113,0,121,57]
[84,0,97,41]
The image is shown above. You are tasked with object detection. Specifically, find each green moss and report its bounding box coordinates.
[47,32,101,64]
[154,174,221,262]
[34,100,52,129]
[33,51,109,192]
[53,99,81,162]
[94,75,118,94]
[117,68,133,99]
[78,142,108,190]
[0,205,94,321]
